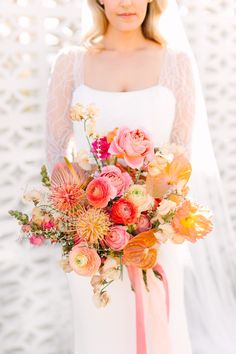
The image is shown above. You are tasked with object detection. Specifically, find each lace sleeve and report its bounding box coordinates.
[45,46,80,174]
[169,51,196,156]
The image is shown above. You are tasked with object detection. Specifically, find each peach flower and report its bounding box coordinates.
[146,154,192,198]
[86,177,116,208]
[69,245,101,276]
[171,200,213,242]
[108,127,154,169]
[125,184,154,213]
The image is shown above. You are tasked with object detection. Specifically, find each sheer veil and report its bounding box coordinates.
[160,1,236,353]
[79,0,236,352]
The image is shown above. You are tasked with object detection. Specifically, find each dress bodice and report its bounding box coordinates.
[71,83,176,152]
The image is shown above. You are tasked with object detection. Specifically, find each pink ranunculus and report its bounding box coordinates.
[135,214,152,234]
[98,165,132,197]
[86,177,116,208]
[104,225,130,251]
[108,127,154,169]
[69,245,101,276]
[91,136,111,160]
[29,234,46,246]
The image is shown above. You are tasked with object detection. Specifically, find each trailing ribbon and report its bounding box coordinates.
[127,263,171,354]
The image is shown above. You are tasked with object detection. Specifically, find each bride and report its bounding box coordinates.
[45,0,236,353]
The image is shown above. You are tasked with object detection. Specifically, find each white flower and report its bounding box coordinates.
[154,224,176,243]
[100,256,121,281]
[93,291,110,308]
[157,199,177,216]
[58,258,73,273]
[22,189,42,204]
[161,143,186,158]
[86,103,99,119]
[70,103,86,121]
[85,118,96,137]
[75,149,92,171]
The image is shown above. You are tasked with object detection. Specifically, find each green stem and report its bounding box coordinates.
[83,119,101,171]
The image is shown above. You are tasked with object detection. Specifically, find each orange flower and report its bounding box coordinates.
[76,207,111,244]
[107,127,118,144]
[122,229,159,269]
[146,154,192,198]
[171,200,213,242]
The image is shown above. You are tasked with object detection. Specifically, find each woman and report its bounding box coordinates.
[45,0,236,353]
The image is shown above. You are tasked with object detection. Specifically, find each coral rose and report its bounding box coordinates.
[69,245,101,276]
[110,198,137,225]
[98,165,132,197]
[86,177,116,208]
[104,225,130,251]
[108,127,154,169]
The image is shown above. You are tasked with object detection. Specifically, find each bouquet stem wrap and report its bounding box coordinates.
[127,264,171,354]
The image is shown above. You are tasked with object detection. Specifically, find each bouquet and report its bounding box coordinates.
[9,102,213,308]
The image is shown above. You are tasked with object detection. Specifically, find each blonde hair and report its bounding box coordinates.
[80,0,168,51]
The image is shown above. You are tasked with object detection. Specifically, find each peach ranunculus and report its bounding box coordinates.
[104,225,130,251]
[171,200,213,242]
[123,229,159,269]
[108,127,154,169]
[146,153,192,198]
[69,244,101,276]
[86,177,116,208]
[98,165,132,197]
[125,184,154,214]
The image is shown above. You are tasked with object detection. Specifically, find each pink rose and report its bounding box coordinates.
[104,226,130,251]
[135,214,152,234]
[98,165,132,197]
[108,127,154,169]
[29,234,45,246]
[86,177,116,208]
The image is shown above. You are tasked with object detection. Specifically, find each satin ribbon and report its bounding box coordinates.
[127,263,171,354]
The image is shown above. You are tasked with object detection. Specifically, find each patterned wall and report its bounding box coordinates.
[0,1,235,353]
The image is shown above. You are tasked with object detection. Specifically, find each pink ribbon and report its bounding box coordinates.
[127,264,171,354]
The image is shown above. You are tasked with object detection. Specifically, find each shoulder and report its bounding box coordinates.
[49,45,85,76]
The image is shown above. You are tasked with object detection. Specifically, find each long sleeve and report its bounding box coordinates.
[169,51,196,156]
[45,46,79,174]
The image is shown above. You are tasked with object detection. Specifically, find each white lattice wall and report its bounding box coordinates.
[0,1,235,354]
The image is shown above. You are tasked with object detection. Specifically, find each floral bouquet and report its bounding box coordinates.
[9,102,213,308]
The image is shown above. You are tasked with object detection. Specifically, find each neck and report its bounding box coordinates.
[102,25,148,52]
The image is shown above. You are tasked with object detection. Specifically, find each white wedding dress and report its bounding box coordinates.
[45,45,195,354]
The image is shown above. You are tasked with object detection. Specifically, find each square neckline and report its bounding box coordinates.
[76,46,169,94]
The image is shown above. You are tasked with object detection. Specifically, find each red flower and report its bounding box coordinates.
[110,198,137,225]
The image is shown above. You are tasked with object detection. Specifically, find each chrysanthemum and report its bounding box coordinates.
[76,207,111,244]
[171,200,213,242]
[49,184,85,212]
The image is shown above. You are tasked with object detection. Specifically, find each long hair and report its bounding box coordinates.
[80,0,168,51]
